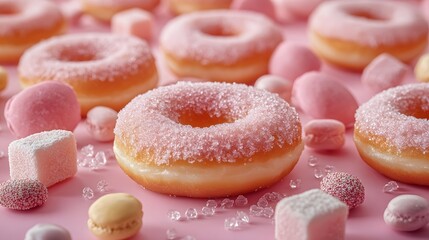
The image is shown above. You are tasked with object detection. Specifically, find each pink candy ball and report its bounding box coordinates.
[320,172,365,209]
[292,71,359,127]
[269,42,321,81]
[4,81,81,139]
[254,75,293,102]
[86,106,118,142]
[0,179,48,210]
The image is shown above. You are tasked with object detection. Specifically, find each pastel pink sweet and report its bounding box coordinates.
[231,0,276,19]
[8,130,77,187]
[0,179,48,211]
[86,106,118,142]
[320,172,365,209]
[362,53,408,93]
[111,8,153,41]
[25,224,71,240]
[269,42,321,81]
[254,75,293,102]
[4,81,81,139]
[60,0,83,25]
[272,0,325,20]
[275,189,348,240]
[384,194,429,232]
[292,71,359,126]
[304,119,345,151]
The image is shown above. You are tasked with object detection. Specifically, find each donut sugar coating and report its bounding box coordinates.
[18,33,158,116]
[308,0,428,71]
[160,10,283,84]
[0,0,66,63]
[167,0,233,15]
[80,0,160,22]
[354,83,429,186]
[114,82,303,198]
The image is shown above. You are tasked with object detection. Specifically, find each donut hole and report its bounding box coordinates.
[347,9,389,22]
[178,111,234,128]
[56,45,103,62]
[0,5,18,15]
[200,24,239,37]
[397,97,429,120]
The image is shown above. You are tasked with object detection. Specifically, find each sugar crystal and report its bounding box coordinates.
[383,181,399,193]
[185,208,198,219]
[235,195,248,207]
[82,187,94,200]
[167,210,181,221]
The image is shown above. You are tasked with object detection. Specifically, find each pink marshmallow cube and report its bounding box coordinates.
[8,130,77,187]
[362,53,408,93]
[275,189,348,240]
[270,42,321,81]
[254,75,293,102]
[112,8,153,42]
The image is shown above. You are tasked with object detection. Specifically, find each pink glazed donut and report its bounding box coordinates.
[354,83,429,186]
[160,10,283,84]
[114,82,303,198]
[0,0,66,63]
[309,0,428,70]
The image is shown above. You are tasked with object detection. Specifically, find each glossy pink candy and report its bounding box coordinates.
[86,106,118,142]
[384,194,429,231]
[4,81,81,138]
[269,42,320,81]
[304,119,345,151]
[292,71,359,127]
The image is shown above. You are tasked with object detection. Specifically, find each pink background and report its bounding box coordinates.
[0,0,429,239]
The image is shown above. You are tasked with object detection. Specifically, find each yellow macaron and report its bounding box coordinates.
[87,193,143,240]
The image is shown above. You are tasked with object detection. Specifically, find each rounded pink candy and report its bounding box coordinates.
[86,106,118,142]
[25,224,71,240]
[4,81,81,139]
[362,53,408,93]
[254,75,293,102]
[304,119,345,151]
[320,172,365,209]
[0,179,48,211]
[292,72,359,127]
[272,0,326,21]
[384,194,429,232]
[231,0,276,19]
[269,42,321,81]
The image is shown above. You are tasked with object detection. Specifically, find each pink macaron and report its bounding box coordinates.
[384,194,429,232]
[86,106,118,142]
[292,71,359,127]
[4,81,81,139]
[304,119,345,151]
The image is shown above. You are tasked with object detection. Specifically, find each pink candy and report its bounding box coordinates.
[292,72,359,127]
[269,42,321,81]
[272,0,326,22]
[254,75,293,102]
[0,179,48,211]
[8,130,78,187]
[86,106,118,142]
[362,54,408,93]
[112,8,154,42]
[4,81,81,139]
[304,119,345,151]
[25,224,71,240]
[320,172,365,209]
[231,0,276,19]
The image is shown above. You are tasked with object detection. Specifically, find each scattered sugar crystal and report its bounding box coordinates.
[105,149,116,161]
[183,235,196,240]
[324,165,335,174]
[264,192,282,202]
[224,217,240,230]
[94,151,107,166]
[236,211,250,224]
[308,155,318,167]
[80,144,94,157]
[82,187,94,200]
[167,210,181,221]
[166,228,177,240]
[201,206,215,216]
[96,180,109,192]
[206,199,217,208]
[235,195,248,207]
[249,205,263,216]
[221,198,234,208]
[383,181,399,193]
[185,208,198,219]
[77,156,91,167]
[262,207,274,218]
[289,179,301,189]
[314,168,324,179]
[0,150,5,158]
[257,197,269,207]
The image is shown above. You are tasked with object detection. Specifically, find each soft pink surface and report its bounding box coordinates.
[1,1,429,239]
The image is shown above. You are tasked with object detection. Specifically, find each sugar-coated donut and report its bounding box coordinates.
[0,0,66,63]
[167,0,233,15]
[309,1,428,71]
[160,10,283,84]
[354,83,429,186]
[80,0,160,21]
[114,82,303,198]
[18,33,158,115]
